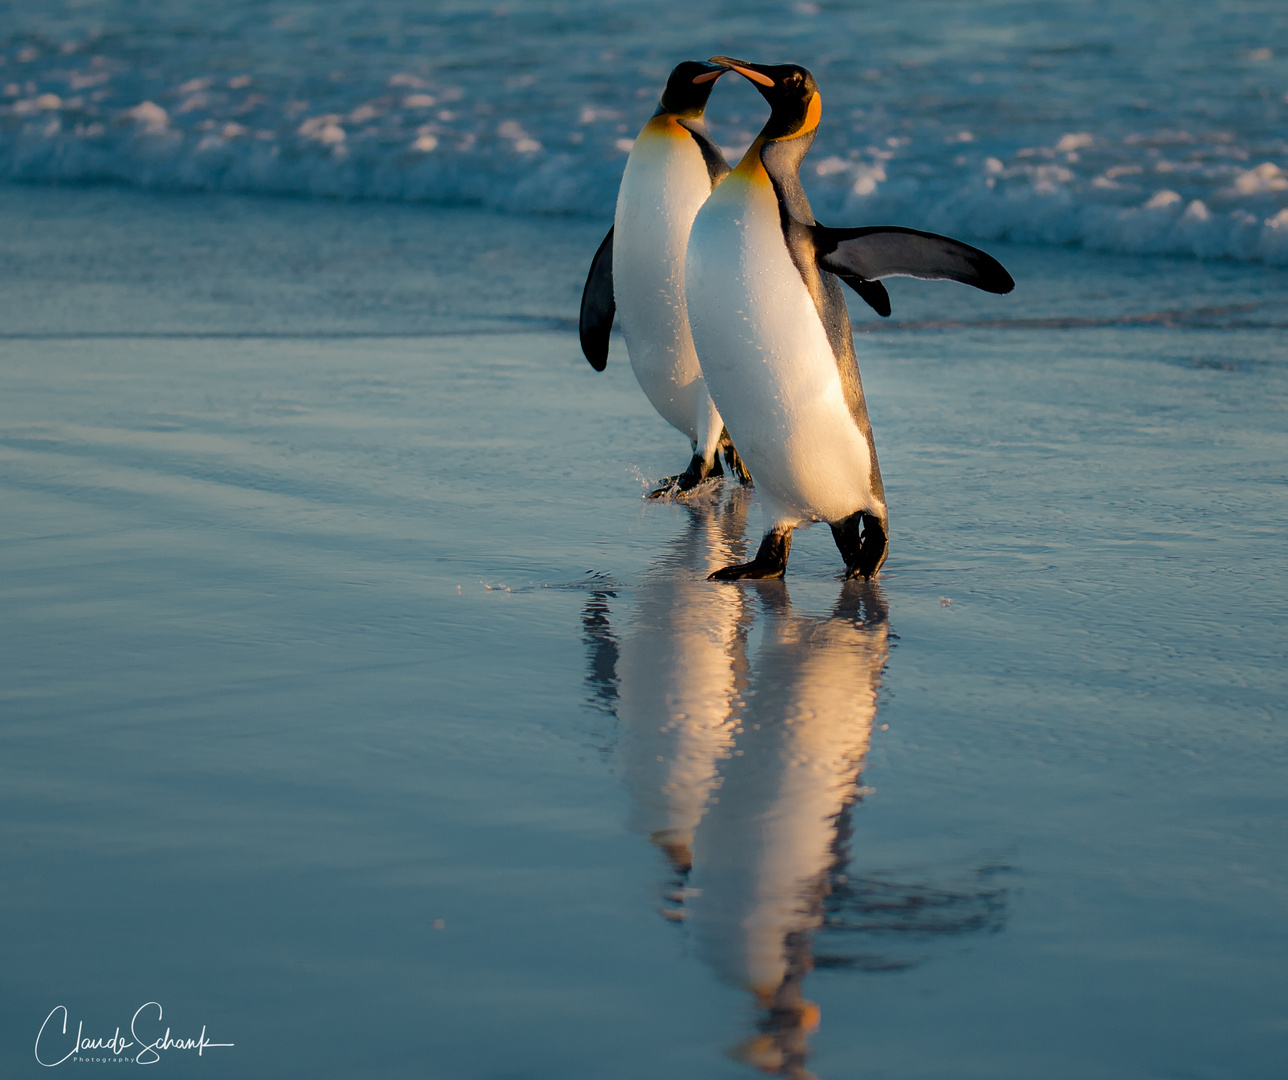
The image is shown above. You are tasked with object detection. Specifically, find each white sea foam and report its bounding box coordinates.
[3,0,1287,263]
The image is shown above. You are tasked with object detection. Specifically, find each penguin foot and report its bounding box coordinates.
[831,510,888,580]
[709,528,792,580]
[646,474,684,499]
[717,427,753,486]
[647,452,723,499]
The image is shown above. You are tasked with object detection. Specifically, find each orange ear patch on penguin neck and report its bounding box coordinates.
[798,92,822,136]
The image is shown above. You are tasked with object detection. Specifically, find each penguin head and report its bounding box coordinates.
[655,60,729,118]
[709,57,821,142]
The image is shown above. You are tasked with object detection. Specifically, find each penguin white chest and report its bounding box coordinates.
[686,172,875,524]
[613,120,715,435]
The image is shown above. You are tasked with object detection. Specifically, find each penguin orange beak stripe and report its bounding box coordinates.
[720,63,774,87]
[691,69,724,84]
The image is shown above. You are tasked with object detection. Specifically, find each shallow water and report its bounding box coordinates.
[2,185,1286,1078]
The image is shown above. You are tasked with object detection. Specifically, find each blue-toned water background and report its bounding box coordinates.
[2,3,1287,1079]
[4,0,1288,259]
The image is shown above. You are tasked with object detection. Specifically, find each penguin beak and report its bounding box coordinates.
[708,56,775,87]
[691,61,729,85]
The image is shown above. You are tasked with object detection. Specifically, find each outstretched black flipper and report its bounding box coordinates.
[579,226,616,371]
[814,220,891,316]
[812,225,1015,296]
[838,275,892,317]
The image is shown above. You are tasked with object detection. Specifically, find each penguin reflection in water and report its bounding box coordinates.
[584,499,886,1078]
[686,58,1014,580]
[583,504,1012,1077]
[687,579,890,1079]
[580,61,753,498]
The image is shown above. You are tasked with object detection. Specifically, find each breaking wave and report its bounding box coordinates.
[4,0,1287,263]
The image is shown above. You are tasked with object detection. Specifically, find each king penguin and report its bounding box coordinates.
[686,57,1014,579]
[579,60,753,497]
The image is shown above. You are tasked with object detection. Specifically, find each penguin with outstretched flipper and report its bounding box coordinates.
[580,60,753,498]
[685,58,1013,580]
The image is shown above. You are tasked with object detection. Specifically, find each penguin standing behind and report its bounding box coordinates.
[580,61,753,497]
[686,58,1014,579]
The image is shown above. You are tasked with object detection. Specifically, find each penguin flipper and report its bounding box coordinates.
[579,226,616,371]
[813,226,1015,295]
[836,275,892,317]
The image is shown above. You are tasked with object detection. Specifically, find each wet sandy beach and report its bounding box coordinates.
[2,185,1286,1078]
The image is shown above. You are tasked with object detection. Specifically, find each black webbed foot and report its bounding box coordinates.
[709,528,792,580]
[647,452,724,499]
[717,427,753,486]
[646,473,684,499]
[830,510,888,580]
